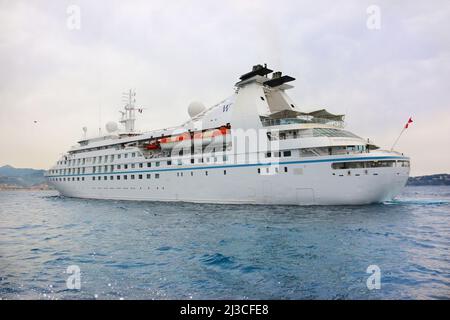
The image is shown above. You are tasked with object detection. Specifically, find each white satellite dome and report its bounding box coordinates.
[105,121,118,133]
[188,101,206,118]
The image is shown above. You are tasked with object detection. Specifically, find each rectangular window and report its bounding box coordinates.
[103,176,107,180]
[284,167,288,173]
[266,152,271,158]
[138,174,143,179]
[110,176,113,180]
[124,175,128,180]
[191,158,194,164]
[124,154,128,159]
[258,168,261,174]
[117,164,121,170]
[124,164,128,169]
[205,171,208,176]
[283,150,292,157]
[147,162,151,167]
[131,175,135,180]
[117,175,121,180]
[92,177,96,181]
[155,173,160,179]
[132,152,136,157]
[224,170,227,175]
[139,163,143,168]
[118,154,121,159]
[155,161,160,167]
[167,160,172,166]
[131,164,135,169]
[146,174,151,179]
[190,171,193,176]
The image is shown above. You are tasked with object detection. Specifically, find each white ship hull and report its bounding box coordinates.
[49,153,409,205]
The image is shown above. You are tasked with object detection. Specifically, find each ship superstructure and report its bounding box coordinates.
[46,65,410,205]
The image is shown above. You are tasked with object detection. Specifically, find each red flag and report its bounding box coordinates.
[404,117,413,129]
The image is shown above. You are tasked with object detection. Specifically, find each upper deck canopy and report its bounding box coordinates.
[268,109,344,121]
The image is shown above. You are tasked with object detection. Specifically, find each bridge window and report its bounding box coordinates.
[397,160,410,167]
[332,160,396,169]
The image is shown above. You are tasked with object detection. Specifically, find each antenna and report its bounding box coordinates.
[119,89,142,132]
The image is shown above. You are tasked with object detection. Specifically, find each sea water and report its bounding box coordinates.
[0,186,449,299]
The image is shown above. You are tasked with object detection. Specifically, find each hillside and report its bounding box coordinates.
[407,174,450,186]
[0,165,51,190]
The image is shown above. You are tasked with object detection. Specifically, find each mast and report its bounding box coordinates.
[119,89,137,132]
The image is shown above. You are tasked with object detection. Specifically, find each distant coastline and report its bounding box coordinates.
[0,165,53,191]
[0,165,448,191]
[406,174,450,186]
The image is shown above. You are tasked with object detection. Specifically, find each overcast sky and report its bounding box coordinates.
[1,0,449,176]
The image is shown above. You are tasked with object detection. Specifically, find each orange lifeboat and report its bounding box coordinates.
[159,133,191,149]
[193,127,230,146]
[145,141,160,150]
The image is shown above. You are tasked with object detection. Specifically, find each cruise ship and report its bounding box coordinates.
[46,64,410,205]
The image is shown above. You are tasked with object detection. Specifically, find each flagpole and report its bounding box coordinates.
[390,127,405,151]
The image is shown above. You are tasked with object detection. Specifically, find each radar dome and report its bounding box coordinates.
[105,121,118,133]
[188,101,206,118]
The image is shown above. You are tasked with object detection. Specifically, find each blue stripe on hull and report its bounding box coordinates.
[47,155,408,178]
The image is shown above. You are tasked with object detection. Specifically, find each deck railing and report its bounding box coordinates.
[261,117,345,128]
